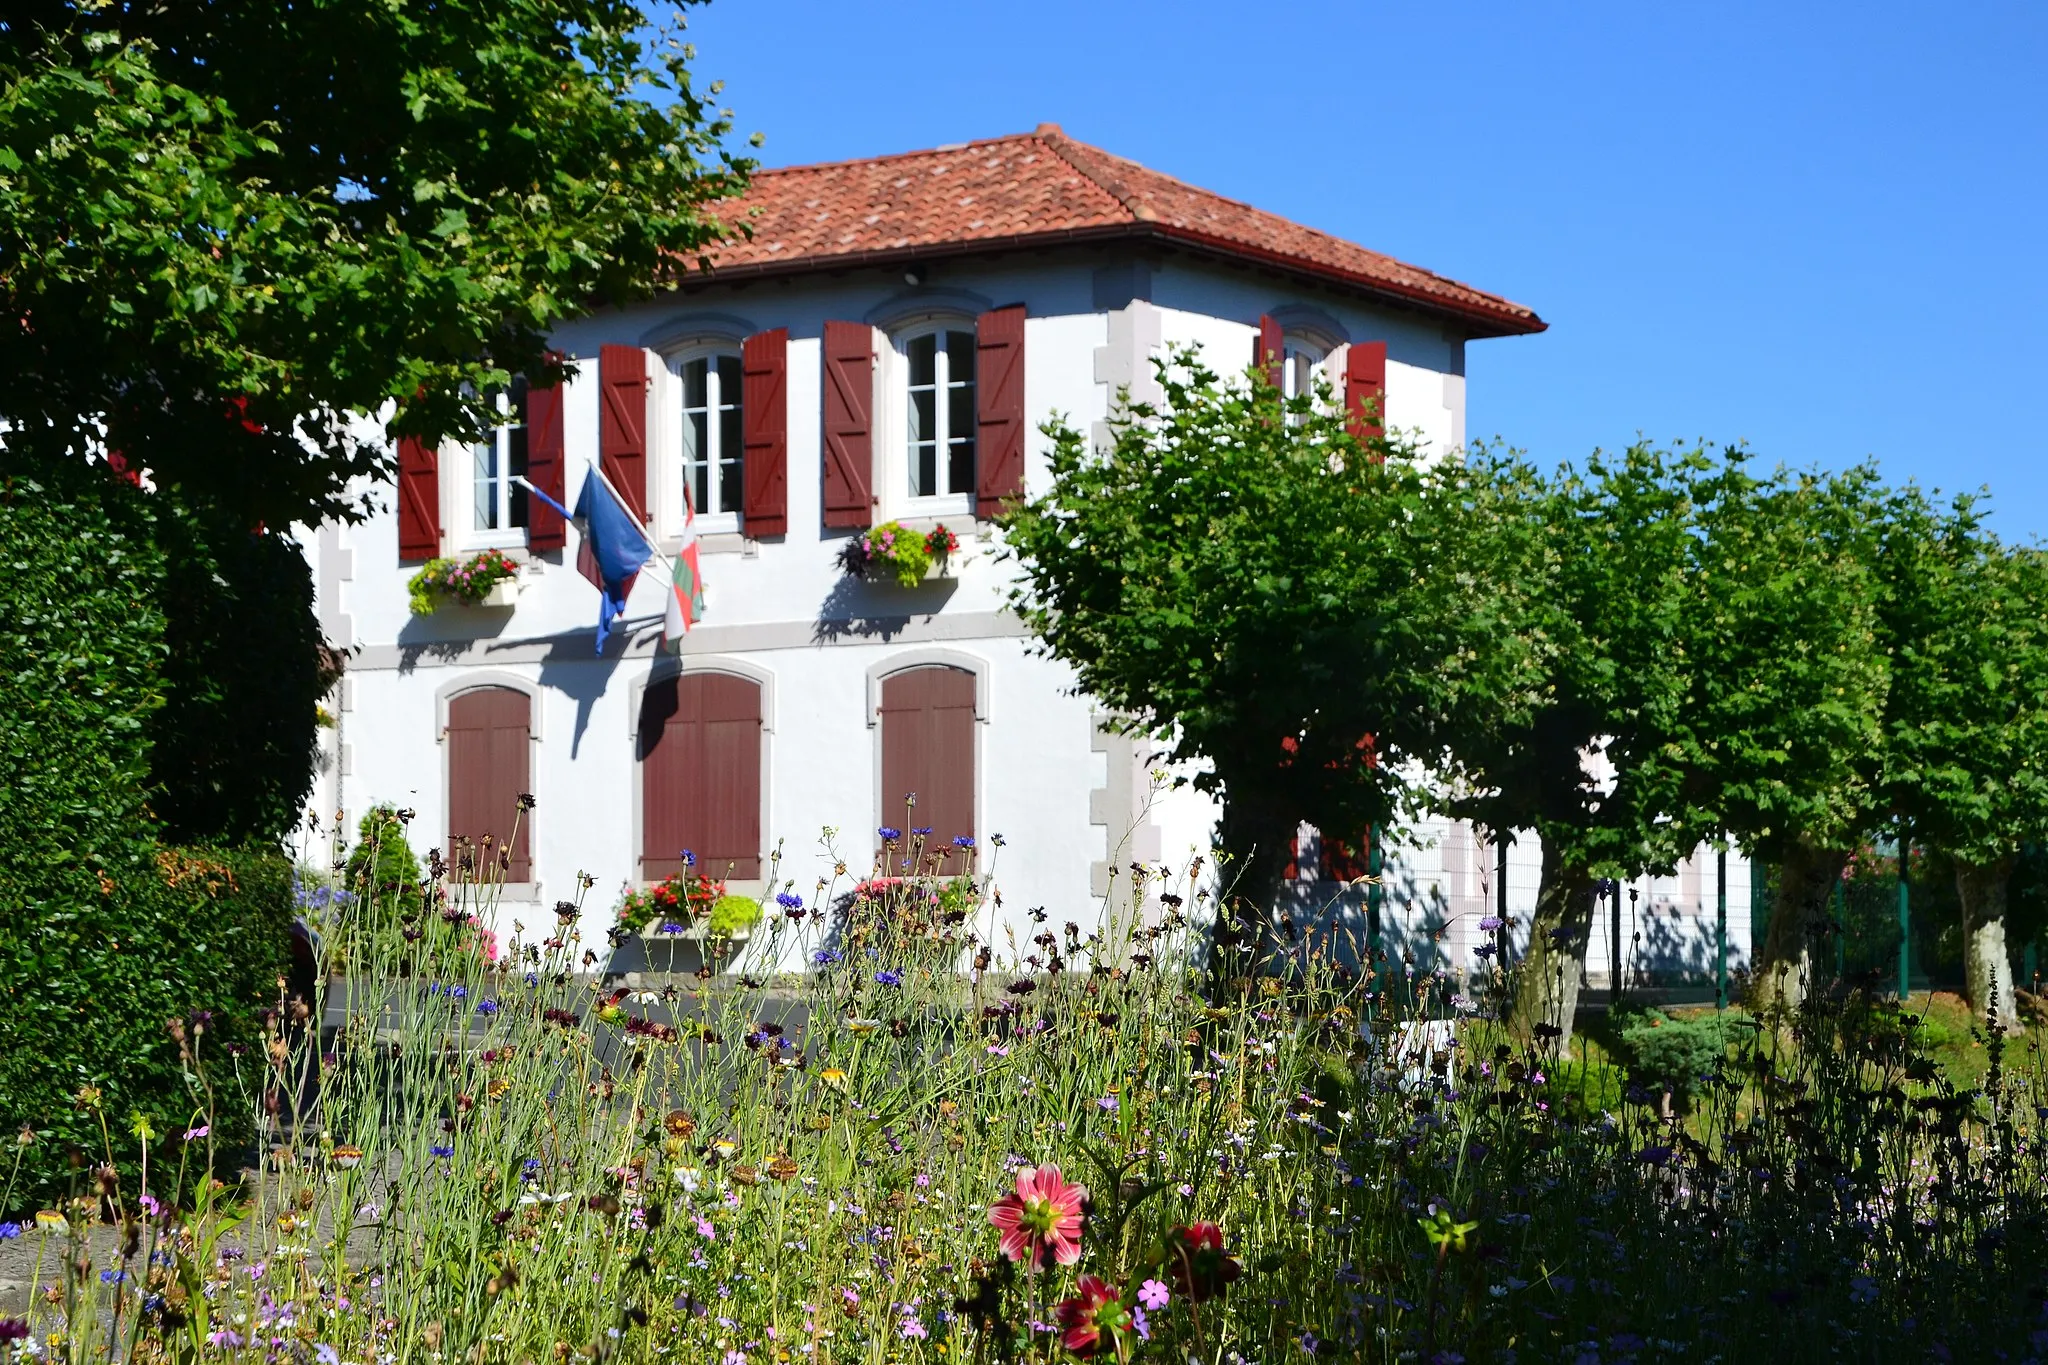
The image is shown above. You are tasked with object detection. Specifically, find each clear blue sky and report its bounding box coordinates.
[681,1,2048,533]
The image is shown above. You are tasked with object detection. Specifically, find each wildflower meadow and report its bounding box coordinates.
[10,813,2048,1365]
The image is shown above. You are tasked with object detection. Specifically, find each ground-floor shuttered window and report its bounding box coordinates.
[447,685,532,881]
[639,672,763,882]
[878,665,976,868]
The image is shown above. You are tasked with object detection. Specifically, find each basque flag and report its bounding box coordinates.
[661,486,707,651]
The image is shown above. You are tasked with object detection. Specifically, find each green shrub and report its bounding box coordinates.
[0,465,300,1212]
[342,804,425,900]
[0,845,293,1213]
[1620,1008,1744,1098]
[708,893,762,937]
[148,500,328,845]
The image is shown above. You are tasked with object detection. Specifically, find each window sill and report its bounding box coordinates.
[657,532,755,558]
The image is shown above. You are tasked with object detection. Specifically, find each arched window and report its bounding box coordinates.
[639,672,763,881]
[675,348,744,522]
[447,686,532,880]
[1281,340,1325,402]
[899,323,977,502]
[878,665,977,857]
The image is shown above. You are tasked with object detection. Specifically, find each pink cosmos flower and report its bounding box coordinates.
[1055,1275,1133,1357]
[987,1163,1088,1270]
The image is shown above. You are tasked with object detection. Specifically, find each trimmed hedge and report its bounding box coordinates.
[149,500,329,845]
[0,463,304,1212]
[0,847,294,1211]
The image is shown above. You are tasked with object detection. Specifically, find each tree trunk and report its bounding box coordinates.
[1510,839,1598,1047]
[1956,854,2020,1031]
[1754,839,1847,1014]
[1214,798,1297,964]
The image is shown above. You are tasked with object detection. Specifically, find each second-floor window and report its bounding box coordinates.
[680,352,743,520]
[1282,342,1325,402]
[905,328,976,499]
[468,378,529,544]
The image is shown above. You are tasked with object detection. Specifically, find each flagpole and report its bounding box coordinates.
[514,469,677,581]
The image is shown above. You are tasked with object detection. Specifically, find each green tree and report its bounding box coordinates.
[0,0,752,526]
[1882,513,2048,1028]
[1673,463,1891,1012]
[1001,350,1552,940]
[1444,446,1700,1043]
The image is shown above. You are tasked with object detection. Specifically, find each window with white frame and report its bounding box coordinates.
[903,326,976,500]
[1282,341,1325,402]
[678,351,744,522]
[465,378,529,545]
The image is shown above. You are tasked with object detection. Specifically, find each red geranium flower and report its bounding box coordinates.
[987,1163,1088,1269]
[1165,1221,1242,1301]
[1054,1275,1133,1357]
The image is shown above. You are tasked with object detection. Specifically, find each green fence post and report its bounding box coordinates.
[1716,847,1728,1010]
[1897,840,1911,1002]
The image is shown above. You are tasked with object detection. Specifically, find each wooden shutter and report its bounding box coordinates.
[975,305,1027,519]
[525,382,567,551]
[741,328,789,537]
[878,666,977,860]
[447,686,532,882]
[396,435,440,563]
[821,320,874,529]
[1345,340,1387,446]
[599,343,650,522]
[639,672,763,880]
[1254,314,1284,390]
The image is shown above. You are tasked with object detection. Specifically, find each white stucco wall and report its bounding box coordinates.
[303,247,1591,971]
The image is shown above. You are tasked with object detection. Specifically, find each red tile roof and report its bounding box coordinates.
[692,126,1544,338]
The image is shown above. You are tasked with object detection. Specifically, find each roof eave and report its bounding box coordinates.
[671,223,1546,339]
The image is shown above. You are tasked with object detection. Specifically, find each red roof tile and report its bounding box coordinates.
[692,126,1544,338]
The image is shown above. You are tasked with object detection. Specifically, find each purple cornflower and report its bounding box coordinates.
[875,970,903,988]
[878,827,902,842]
[952,835,975,849]
[775,892,804,910]
[475,998,498,1016]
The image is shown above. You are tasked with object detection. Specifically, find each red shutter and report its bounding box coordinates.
[975,305,1027,519]
[741,328,789,537]
[1254,314,1284,390]
[525,382,567,551]
[447,686,532,882]
[878,666,977,862]
[1345,341,1387,447]
[640,673,763,880]
[396,435,440,563]
[599,343,650,523]
[821,320,874,529]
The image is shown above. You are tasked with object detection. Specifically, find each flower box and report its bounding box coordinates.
[408,549,522,614]
[837,521,960,587]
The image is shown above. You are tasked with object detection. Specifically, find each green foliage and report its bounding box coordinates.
[1002,350,1552,910]
[148,500,329,844]
[0,1,753,526]
[342,805,425,900]
[1616,1008,1744,1098]
[707,892,762,937]
[407,549,521,614]
[1544,1056,1627,1114]
[1,844,293,1214]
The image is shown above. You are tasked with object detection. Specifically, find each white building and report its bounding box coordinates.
[303,125,1748,983]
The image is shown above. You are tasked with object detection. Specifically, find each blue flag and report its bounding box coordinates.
[571,468,653,654]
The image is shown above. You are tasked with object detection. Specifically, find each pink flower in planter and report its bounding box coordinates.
[988,1163,1088,1269]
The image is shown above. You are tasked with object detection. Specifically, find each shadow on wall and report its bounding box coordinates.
[529,625,641,758]
[812,568,960,644]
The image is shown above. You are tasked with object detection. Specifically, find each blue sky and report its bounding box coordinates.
[681,1,2048,533]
